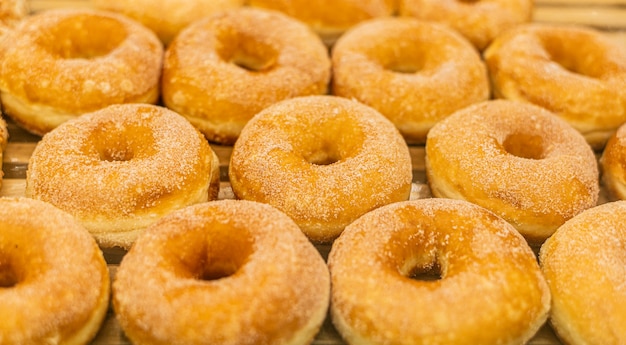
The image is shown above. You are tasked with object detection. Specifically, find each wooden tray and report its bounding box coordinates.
[2,1,625,344]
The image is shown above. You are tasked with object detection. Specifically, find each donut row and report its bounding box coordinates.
[1,5,625,150]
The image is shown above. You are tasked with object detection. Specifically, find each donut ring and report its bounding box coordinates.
[162,7,331,144]
[26,104,220,249]
[0,197,109,344]
[113,200,330,345]
[484,23,626,149]
[92,0,244,45]
[331,17,490,144]
[540,201,626,345]
[248,0,395,46]
[425,100,599,245]
[328,198,551,344]
[0,9,163,136]
[0,0,28,38]
[399,0,533,51]
[229,95,413,242]
[601,123,626,200]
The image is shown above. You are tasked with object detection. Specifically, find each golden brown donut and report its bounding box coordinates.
[248,0,394,46]
[229,95,413,243]
[25,104,220,249]
[0,197,110,344]
[162,7,331,145]
[601,123,626,200]
[0,9,163,136]
[425,100,599,246]
[399,0,533,51]
[0,115,7,190]
[539,201,626,345]
[91,0,244,45]
[328,198,551,345]
[332,17,490,144]
[0,0,28,38]
[113,199,330,345]
[485,23,626,150]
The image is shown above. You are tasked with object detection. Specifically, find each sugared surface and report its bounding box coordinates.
[540,201,626,345]
[329,198,550,344]
[113,200,330,345]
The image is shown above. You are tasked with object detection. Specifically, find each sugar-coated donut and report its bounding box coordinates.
[399,0,533,51]
[248,0,394,46]
[332,17,490,144]
[601,123,626,200]
[485,23,626,150]
[0,9,163,136]
[25,104,220,249]
[425,100,599,245]
[540,201,626,345]
[229,95,413,243]
[0,0,28,38]
[162,7,331,145]
[92,0,244,45]
[0,115,7,189]
[329,198,551,345]
[113,199,330,345]
[0,197,110,344]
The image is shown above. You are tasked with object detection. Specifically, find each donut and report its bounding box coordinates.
[332,17,490,144]
[248,0,394,46]
[601,123,626,200]
[484,23,626,150]
[25,104,220,249]
[328,198,551,344]
[229,95,413,242]
[113,199,330,345]
[92,0,244,45]
[162,7,331,145]
[399,0,533,51]
[539,201,626,345]
[0,197,109,344]
[0,8,163,136]
[0,0,28,38]
[0,115,7,189]
[425,100,599,245]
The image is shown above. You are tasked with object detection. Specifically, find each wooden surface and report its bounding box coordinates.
[2,1,625,344]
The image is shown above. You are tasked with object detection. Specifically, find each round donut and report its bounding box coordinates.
[425,100,599,246]
[248,0,394,46]
[539,201,626,345]
[0,8,163,136]
[399,0,533,51]
[92,0,244,45]
[25,104,220,249]
[0,197,109,344]
[162,7,331,145]
[484,23,626,150]
[601,123,626,200]
[0,115,7,189]
[328,198,551,345]
[229,95,413,243]
[113,199,330,345]
[0,0,28,38]
[332,17,490,144]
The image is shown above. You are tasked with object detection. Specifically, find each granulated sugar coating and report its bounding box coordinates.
[328,198,550,345]
[25,104,220,249]
[425,100,599,245]
[229,95,413,243]
[540,201,626,345]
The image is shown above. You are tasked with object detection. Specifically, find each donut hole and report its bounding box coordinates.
[541,35,598,78]
[503,133,546,160]
[408,261,442,281]
[190,225,254,281]
[88,124,157,162]
[0,260,21,288]
[383,49,426,74]
[303,143,343,165]
[38,15,127,59]
[217,31,278,72]
[298,117,364,165]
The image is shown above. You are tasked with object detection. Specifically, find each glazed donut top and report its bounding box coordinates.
[484,23,626,149]
[0,9,163,117]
